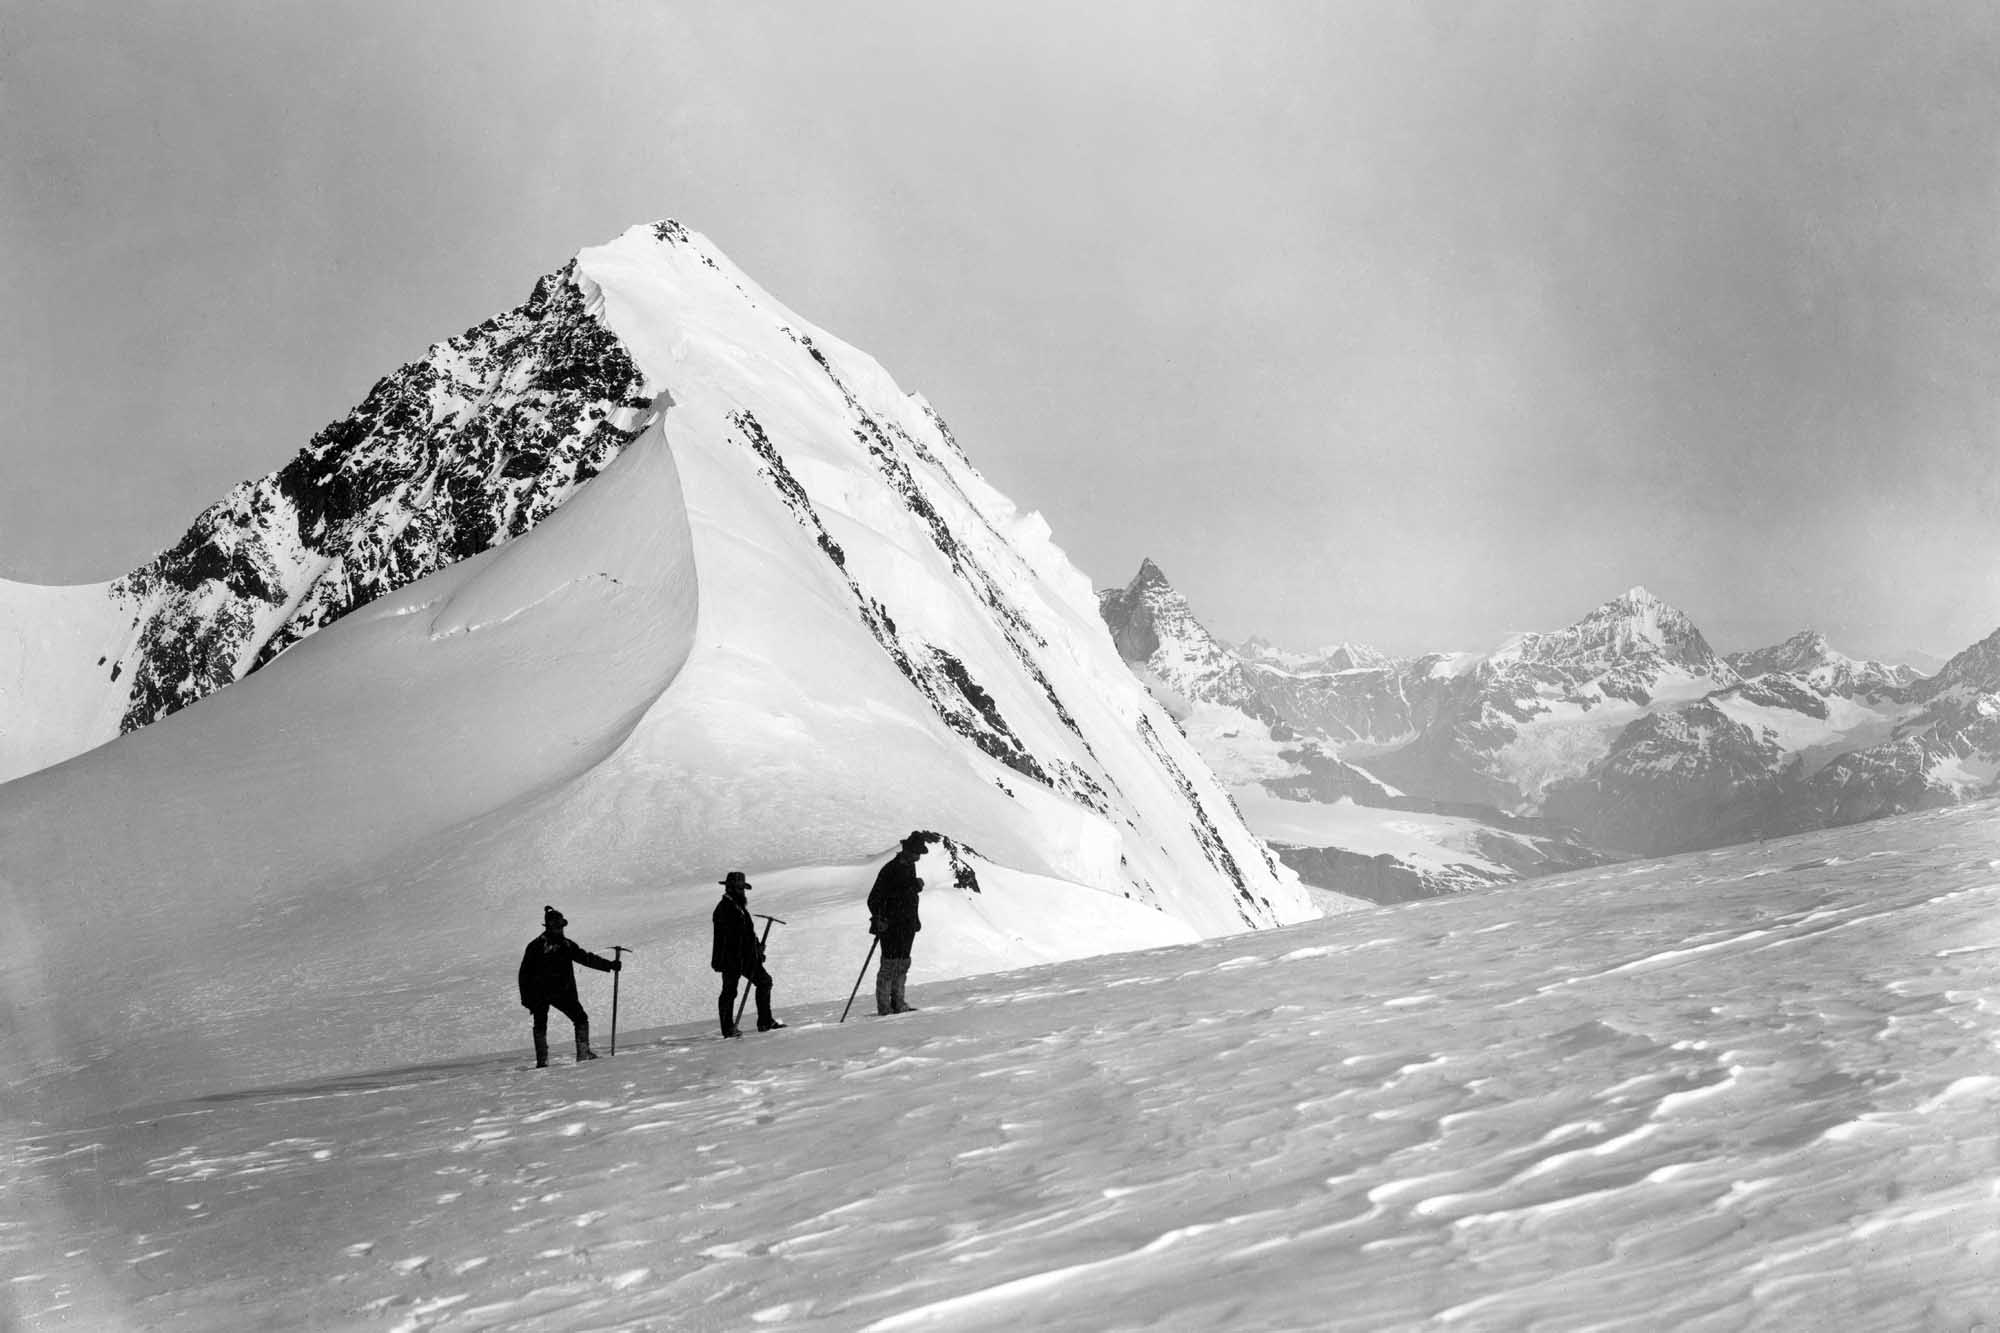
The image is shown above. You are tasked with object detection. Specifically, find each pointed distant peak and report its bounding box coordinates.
[1574,585,1695,629]
[1098,558,1218,666]
[1316,641,1392,671]
[1531,584,1721,673]
[1100,558,1187,613]
[1111,558,1184,604]
[1597,585,1684,619]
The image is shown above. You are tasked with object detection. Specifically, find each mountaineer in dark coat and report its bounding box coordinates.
[712,871,784,1037]
[518,905,620,1067]
[866,832,928,1015]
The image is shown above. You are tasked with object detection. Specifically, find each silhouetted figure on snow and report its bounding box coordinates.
[867,833,927,1015]
[712,872,784,1037]
[518,905,620,1067]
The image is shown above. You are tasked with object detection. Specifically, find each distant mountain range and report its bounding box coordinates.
[1101,559,1999,900]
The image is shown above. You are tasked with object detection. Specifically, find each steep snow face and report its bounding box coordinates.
[0,221,1308,1115]
[568,225,1302,930]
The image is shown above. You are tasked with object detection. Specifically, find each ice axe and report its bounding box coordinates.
[839,937,879,1024]
[608,946,632,1055]
[734,915,786,1031]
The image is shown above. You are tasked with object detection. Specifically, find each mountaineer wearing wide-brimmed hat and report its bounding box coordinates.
[866,832,929,1015]
[518,905,620,1067]
[711,871,784,1038]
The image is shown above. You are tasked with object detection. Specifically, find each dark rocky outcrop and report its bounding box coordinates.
[108,263,656,732]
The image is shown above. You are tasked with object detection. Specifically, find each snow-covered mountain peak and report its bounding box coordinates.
[1727,629,1925,699]
[1736,624,1840,668]
[2,220,1318,1111]
[1729,629,1836,676]
[1131,556,1173,591]
[1522,586,1727,676]
[1097,560,1260,714]
[0,253,659,779]
[1098,560,1212,645]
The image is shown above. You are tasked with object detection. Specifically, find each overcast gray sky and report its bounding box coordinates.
[4,1,1996,662]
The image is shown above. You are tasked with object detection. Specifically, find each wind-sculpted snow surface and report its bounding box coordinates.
[5,804,1996,1329]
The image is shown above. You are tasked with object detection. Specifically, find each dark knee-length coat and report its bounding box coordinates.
[712,894,764,975]
[867,857,923,959]
[519,933,616,1008]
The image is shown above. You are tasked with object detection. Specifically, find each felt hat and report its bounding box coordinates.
[719,871,751,890]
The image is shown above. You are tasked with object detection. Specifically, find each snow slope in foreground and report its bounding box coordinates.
[6,802,1996,1330]
[0,424,1212,1117]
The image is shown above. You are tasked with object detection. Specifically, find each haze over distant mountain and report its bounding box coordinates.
[0,223,1319,1115]
[1238,635,1391,674]
[1099,561,1612,903]
[1101,561,1986,884]
[1544,624,1997,856]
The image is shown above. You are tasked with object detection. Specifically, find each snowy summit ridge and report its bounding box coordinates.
[1726,629,1921,698]
[1502,585,1725,676]
[0,221,1308,1113]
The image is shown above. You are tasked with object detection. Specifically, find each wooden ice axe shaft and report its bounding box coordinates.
[608,946,631,1055]
[733,916,784,1029]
